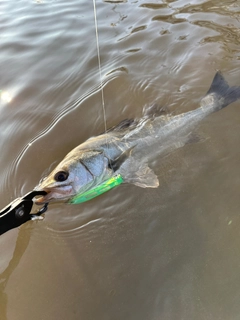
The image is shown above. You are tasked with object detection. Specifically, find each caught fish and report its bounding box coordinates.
[35,72,240,203]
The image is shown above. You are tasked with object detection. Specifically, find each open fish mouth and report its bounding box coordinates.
[34,185,74,204]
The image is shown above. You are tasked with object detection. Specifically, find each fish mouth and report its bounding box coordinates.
[34,185,74,205]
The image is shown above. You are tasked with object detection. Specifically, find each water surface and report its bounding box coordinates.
[1,0,240,319]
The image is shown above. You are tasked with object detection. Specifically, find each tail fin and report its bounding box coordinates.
[204,71,240,109]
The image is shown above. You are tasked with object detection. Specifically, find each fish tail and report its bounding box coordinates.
[201,71,240,111]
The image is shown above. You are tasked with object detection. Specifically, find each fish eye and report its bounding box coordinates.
[54,171,69,182]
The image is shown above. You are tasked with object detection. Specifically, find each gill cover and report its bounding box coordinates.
[79,150,105,176]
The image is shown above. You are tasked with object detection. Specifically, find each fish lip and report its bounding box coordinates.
[34,190,52,205]
[35,196,51,205]
[34,185,74,204]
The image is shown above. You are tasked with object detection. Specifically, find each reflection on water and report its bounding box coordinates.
[0,91,12,104]
[1,0,240,319]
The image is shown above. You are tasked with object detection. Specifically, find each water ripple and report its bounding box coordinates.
[1,0,240,318]
[139,3,169,10]
[152,14,187,24]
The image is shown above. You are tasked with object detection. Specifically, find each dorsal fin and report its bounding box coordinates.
[143,103,168,119]
[106,118,137,133]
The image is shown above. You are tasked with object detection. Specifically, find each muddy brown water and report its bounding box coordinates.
[1,0,240,319]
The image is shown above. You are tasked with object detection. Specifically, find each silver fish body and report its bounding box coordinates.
[35,72,240,203]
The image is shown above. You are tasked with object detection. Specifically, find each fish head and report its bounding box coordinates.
[35,149,110,204]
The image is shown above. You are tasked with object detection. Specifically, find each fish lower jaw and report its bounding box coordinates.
[34,185,74,204]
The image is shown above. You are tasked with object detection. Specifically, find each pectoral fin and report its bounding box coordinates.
[110,146,135,172]
[119,160,159,188]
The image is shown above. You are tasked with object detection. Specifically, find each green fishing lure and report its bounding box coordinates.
[69,174,124,204]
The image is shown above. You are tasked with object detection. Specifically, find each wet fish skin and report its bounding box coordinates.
[35,72,240,203]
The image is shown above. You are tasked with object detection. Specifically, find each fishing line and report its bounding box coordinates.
[92,0,114,171]
[92,0,107,133]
